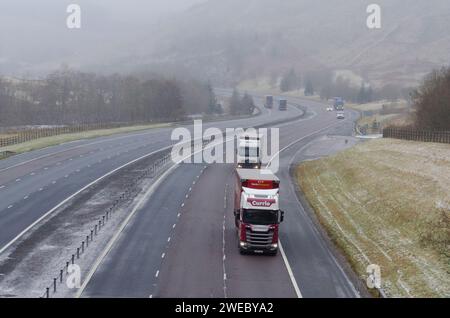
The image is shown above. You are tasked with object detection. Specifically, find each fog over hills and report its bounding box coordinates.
[0,0,205,74]
[1,0,449,86]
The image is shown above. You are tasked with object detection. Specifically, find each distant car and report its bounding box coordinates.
[336,111,345,119]
[326,107,333,111]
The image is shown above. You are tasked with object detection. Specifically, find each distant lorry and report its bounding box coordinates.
[264,95,274,109]
[234,169,284,255]
[278,99,288,111]
[333,97,344,111]
[237,134,264,169]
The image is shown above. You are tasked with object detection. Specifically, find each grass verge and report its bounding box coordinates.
[347,100,413,134]
[237,78,323,102]
[0,123,172,157]
[296,138,450,297]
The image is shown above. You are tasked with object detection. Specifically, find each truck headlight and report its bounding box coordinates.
[271,243,278,249]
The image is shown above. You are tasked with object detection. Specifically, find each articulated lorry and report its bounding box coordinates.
[234,169,284,255]
[237,134,264,169]
[333,97,344,111]
[264,95,274,109]
[278,99,288,111]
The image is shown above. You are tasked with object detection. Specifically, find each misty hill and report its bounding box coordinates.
[1,0,449,88]
[141,0,450,87]
[0,0,204,75]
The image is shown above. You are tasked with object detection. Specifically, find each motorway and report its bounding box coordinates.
[0,94,300,254]
[0,91,361,297]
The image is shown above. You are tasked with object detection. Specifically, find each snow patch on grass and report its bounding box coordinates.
[297,138,450,297]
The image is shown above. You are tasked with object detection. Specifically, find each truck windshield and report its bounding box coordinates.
[242,209,278,225]
[239,146,259,158]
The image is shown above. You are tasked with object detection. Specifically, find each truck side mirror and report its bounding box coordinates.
[280,211,285,223]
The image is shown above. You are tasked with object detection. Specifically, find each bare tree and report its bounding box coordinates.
[412,67,450,130]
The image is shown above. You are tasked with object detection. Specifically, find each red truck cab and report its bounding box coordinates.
[234,169,284,255]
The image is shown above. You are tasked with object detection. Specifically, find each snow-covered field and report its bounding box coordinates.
[297,138,450,298]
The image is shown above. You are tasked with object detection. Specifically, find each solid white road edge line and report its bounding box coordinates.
[75,137,232,297]
[269,114,355,299]
[278,241,302,298]
[0,144,173,256]
[266,118,350,168]
[75,159,179,298]
[285,136,360,297]
[0,128,171,173]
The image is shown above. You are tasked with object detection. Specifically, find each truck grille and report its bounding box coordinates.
[246,230,273,247]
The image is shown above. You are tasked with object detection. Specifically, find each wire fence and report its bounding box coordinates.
[38,137,214,298]
[383,127,450,144]
[0,123,148,148]
[39,152,173,298]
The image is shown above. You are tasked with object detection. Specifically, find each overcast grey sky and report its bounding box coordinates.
[0,0,448,84]
[0,0,207,74]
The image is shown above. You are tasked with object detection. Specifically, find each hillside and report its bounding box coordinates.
[1,0,449,87]
[142,0,450,86]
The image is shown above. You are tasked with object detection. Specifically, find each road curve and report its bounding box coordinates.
[0,93,301,254]
[78,95,362,298]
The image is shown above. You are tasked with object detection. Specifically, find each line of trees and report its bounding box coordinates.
[280,69,301,92]
[0,69,220,127]
[319,76,413,104]
[275,68,412,104]
[229,90,255,116]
